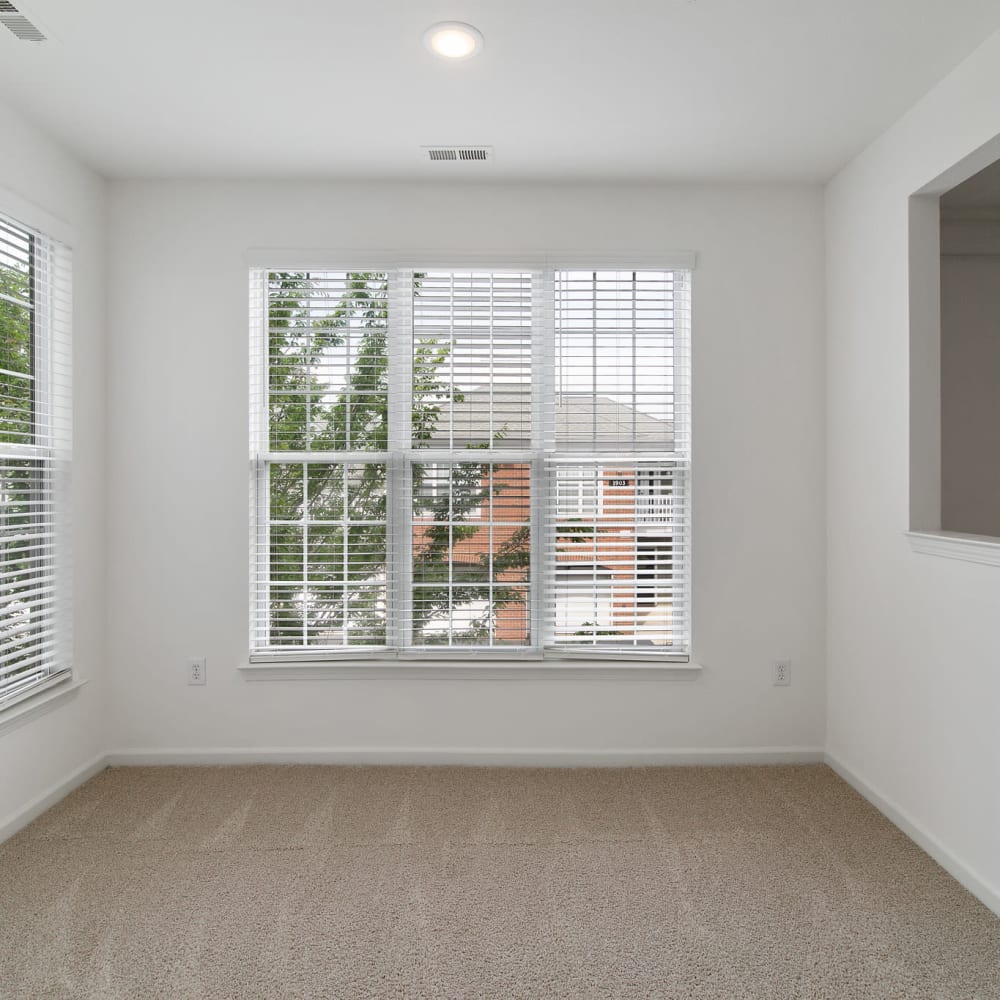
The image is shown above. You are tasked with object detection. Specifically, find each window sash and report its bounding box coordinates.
[250,267,690,662]
[0,214,72,711]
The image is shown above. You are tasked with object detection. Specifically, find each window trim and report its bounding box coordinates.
[0,673,80,734]
[905,529,1000,567]
[245,249,698,272]
[249,255,695,665]
[0,208,73,715]
[238,659,701,681]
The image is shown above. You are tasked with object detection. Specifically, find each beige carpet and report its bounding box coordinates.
[1,765,997,999]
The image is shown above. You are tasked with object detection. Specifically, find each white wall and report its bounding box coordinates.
[0,100,107,829]
[826,31,1000,906]
[106,180,826,757]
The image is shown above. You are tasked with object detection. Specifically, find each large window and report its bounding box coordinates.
[250,265,690,661]
[0,212,72,710]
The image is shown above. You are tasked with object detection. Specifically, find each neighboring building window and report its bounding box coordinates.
[637,469,674,525]
[250,266,690,660]
[555,465,602,520]
[0,212,72,710]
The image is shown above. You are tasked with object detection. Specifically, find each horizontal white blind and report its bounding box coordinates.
[250,265,690,661]
[544,271,690,655]
[263,271,388,452]
[251,271,391,654]
[409,458,531,648]
[0,213,73,709]
[544,459,689,653]
[402,271,535,650]
[549,270,685,452]
[411,271,534,450]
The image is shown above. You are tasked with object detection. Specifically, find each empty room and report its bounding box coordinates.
[1,1,999,997]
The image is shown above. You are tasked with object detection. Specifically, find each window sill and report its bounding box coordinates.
[0,676,85,738]
[906,530,1000,567]
[238,660,702,682]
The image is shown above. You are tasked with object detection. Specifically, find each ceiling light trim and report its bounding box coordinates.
[423,21,484,61]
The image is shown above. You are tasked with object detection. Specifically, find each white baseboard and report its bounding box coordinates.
[825,751,1000,918]
[0,753,107,845]
[106,745,825,767]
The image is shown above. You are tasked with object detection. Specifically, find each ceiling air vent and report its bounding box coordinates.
[0,2,46,41]
[424,146,493,164]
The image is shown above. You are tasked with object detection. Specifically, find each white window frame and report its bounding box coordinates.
[0,209,73,713]
[249,252,693,667]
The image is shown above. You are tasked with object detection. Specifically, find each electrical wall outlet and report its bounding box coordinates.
[773,660,791,686]
[188,658,207,685]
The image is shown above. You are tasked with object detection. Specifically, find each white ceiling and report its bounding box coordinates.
[2,0,1000,182]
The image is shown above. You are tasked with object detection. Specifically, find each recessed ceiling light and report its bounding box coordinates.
[424,21,484,61]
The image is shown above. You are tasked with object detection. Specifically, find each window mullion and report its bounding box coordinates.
[531,269,554,653]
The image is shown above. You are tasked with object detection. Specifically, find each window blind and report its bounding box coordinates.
[250,270,391,654]
[250,265,690,661]
[543,270,691,655]
[0,213,73,710]
[405,271,535,649]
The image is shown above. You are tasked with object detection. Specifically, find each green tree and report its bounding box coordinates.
[0,257,33,444]
[265,271,530,648]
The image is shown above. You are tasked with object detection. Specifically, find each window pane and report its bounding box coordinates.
[411,461,531,646]
[411,585,529,648]
[0,459,52,682]
[550,463,685,650]
[555,270,676,450]
[267,271,388,452]
[412,271,533,449]
[265,460,388,649]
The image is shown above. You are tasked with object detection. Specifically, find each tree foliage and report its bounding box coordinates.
[0,260,33,445]
[0,255,42,676]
